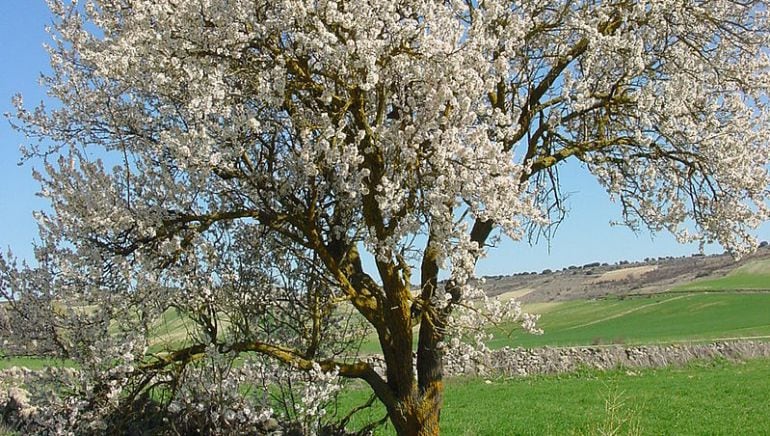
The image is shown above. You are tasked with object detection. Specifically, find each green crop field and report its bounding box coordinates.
[671,258,770,292]
[359,292,770,353]
[338,358,770,435]
[486,292,770,349]
[353,259,770,354]
[0,356,75,371]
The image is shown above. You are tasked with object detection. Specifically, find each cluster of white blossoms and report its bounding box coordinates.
[442,280,542,375]
[4,0,770,433]
[0,352,343,435]
[162,350,342,435]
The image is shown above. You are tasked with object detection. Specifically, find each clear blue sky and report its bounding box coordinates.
[1,2,768,276]
[1,1,53,265]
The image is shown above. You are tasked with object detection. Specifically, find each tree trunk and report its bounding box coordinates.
[363,231,456,436]
[378,232,447,436]
[375,304,445,435]
[386,391,443,436]
[373,307,446,436]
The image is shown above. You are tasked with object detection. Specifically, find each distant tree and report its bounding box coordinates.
[3,1,770,435]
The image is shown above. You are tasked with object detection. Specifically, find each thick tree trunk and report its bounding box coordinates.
[379,231,447,436]
[377,321,445,436]
[373,300,445,435]
[386,391,443,436]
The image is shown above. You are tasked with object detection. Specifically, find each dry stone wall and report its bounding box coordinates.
[471,340,770,377]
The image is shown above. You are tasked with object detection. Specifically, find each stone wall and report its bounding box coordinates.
[473,340,770,377]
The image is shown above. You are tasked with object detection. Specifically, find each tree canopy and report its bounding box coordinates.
[3,1,770,434]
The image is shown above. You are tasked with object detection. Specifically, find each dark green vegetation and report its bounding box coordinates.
[339,358,770,435]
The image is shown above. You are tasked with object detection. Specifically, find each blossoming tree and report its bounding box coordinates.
[3,0,770,434]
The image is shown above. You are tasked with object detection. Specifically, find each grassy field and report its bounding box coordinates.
[338,358,770,435]
[671,258,770,292]
[485,292,770,349]
[352,258,770,354]
[357,292,770,353]
[0,356,75,370]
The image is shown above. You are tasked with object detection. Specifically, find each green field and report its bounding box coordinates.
[4,291,770,364]
[353,258,770,354]
[357,291,770,353]
[671,258,770,292]
[0,356,75,370]
[486,292,770,349]
[338,358,770,435]
[9,291,766,363]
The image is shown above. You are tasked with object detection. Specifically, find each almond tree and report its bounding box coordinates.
[3,1,770,434]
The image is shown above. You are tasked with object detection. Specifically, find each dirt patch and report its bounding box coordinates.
[592,265,658,283]
[496,288,534,301]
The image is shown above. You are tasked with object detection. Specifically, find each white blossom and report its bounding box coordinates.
[3,0,770,434]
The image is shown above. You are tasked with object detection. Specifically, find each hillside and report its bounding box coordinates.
[479,245,770,303]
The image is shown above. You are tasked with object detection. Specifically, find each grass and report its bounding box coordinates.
[0,355,75,370]
[147,307,197,352]
[0,422,18,436]
[0,306,195,369]
[485,292,770,349]
[3,268,770,435]
[337,358,770,435]
[671,258,770,292]
[356,258,770,354]
[350,292,770,354]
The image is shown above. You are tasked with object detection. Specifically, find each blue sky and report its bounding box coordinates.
[1,1,52,265]
[1,2,767,277]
